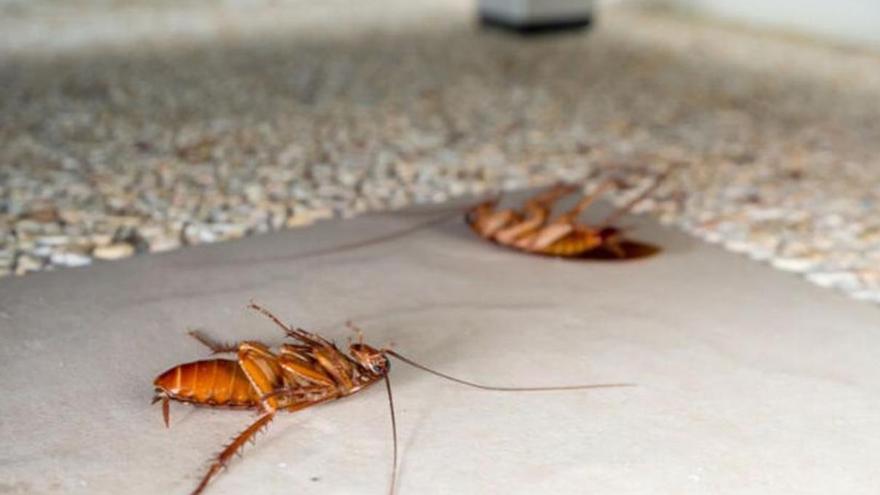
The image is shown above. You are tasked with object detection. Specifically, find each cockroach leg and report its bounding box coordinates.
[493,211,545,245]
[188,329,239,354]
[528,222,575,251]
[259,386,330,407]
[483,184,576,244]
[532,182,578,203]
[277,355,337,389]
[151,393,172,428]
[248,301,331,348]
[508,180,614,251]
[345,320,365,345]
[247,301,293,333]
[191,412,275,495]
[237,343,285,411]
[162,396,170,428]
[601,231,628,258]
[525,179,616,250]
[480,209,519,238]
[493,192,560,245]
[559,178,615,222]
[599,167,673,228]
[190,342,291,494]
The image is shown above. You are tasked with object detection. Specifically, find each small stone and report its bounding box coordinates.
[93,243,135,260]
[59,209,83,224]
[32,245,54,257]
[286,208,329,228]
[176,137,216,163]
[14,219,43,234]
[309,208,334,221]
[36,235,72,247]
[746,247,774,262]
[244,184,265,203]
[337,170,360,187]
[23,206,59,223]
[51,251,92,268]
[722,240,753,253]
[183,224,218,244]
[15,254,44,275]
[149,236,182,253]
[771,257,819,273]
[448,180,467,197]
[210,223,248,240]
[90,234,114,247]
[807,272,861,291]
[700,231,724,244]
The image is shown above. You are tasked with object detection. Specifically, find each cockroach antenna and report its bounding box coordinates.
[384,373,398,495]
[384,349,635,392]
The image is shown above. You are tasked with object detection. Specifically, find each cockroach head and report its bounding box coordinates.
[349,343,389,375]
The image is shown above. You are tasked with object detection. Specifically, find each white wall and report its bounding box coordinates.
[675,0,880,47]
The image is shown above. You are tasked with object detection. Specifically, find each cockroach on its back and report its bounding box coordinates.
[153,302,633,495]
[466,170,672,260]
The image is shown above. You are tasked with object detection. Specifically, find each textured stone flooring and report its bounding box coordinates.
[1,0,879,303]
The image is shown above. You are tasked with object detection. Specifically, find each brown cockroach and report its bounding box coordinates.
[465,171,670,260]
[153,302,633,495]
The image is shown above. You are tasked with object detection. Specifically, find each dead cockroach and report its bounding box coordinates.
[465,171,671,260]
[153,302,633,495]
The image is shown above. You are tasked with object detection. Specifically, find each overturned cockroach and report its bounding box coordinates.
[466,172,670,260]
[153,302,632,494]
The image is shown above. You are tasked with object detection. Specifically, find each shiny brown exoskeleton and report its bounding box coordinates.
[466,172,670,260]
[153,303,633,495]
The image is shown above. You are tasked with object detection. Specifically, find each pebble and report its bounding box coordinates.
[14,220,43,234]
[807,272,861,291]
[37,235,73,247]
[771,257,819,274]
[0,253,14,269]
[50,251,92,268]
[183,225,218,245]
[90,234,114,247]
[92,243,136,260]
[14,255,44,275]
[150,236,182,253]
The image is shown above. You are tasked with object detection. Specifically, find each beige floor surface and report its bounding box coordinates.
[1,194,878,494]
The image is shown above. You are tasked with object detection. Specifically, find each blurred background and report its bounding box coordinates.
[1,0,879,302]
[663,0,880,47]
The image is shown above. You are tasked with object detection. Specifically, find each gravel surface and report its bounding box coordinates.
[1,0,879,304]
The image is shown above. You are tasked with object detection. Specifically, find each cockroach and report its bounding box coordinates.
[153,302,633,495]
[465,171,671,260]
